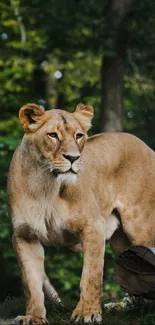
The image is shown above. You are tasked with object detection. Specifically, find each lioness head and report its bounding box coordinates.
[19,103,94,183]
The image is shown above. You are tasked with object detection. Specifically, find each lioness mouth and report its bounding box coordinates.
[63,168,77,175]
[53,168,77,176]
[67,168,77,174]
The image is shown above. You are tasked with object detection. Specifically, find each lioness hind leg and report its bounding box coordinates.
[12,236,47,325]
[43,273,61,303]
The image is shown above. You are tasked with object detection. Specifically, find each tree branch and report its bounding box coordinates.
[10,0,26,46]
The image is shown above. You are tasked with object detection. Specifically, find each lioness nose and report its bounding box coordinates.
[63,154,80,164]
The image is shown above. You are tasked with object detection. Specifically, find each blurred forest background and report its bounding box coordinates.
[1,0,155,305]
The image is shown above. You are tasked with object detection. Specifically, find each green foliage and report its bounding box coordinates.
[0,118,22,137]
[0,136,23,301]
[45,248,82,303]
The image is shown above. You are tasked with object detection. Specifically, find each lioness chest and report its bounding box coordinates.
[16,196,80,248]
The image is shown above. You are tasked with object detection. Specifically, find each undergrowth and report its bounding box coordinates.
[0,296,155,325]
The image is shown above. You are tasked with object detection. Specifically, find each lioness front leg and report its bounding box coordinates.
[72,217,105,323]
[12,235,47,325]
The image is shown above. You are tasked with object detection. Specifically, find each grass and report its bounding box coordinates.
[1,296,155,325]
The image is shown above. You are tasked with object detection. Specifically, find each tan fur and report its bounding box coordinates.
[8,103,155,324]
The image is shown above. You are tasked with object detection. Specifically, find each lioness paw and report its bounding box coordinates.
[13,315,48,325]
[71,312,102,323]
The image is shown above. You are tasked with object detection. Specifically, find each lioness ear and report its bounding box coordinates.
[74,103,94,132]
[19,103,46,133]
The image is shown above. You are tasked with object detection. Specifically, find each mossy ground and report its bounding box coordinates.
[0,296,155,325]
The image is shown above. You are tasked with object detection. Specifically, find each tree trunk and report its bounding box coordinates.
[100,0,133,132]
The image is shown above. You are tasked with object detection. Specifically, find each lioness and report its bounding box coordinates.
[8,103,155,324]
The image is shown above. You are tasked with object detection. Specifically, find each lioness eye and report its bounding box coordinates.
[76,133,84,140]
[47,132,59,139]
